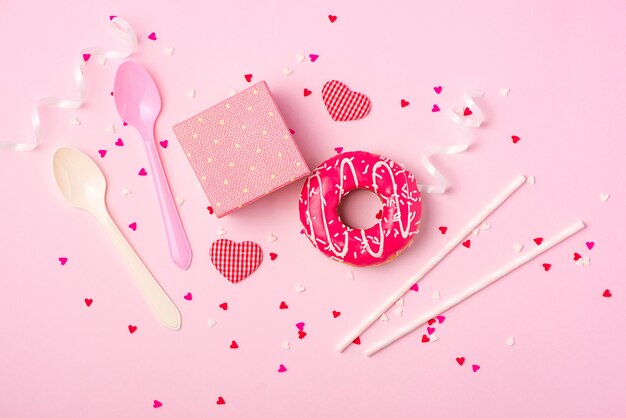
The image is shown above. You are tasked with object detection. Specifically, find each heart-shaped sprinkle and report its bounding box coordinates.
[533,237,543,245]
[328,15,337,23]
[153,400,162,408]
[309,54,319,62]
[164,47,174,56]
[128,325,137,334]
[431,104,440,112]
[573,252,582,261]
[283,67,293,76]
[82,53,91,62]
[122,187,132,197]
[335,147,344,153]
[296,322,305,331]
[400,99,410,108]
[463,107,473,116]
[123,121,128,126]
[380,313,389,321]
[542,263,552,271]
[185,89,195,99]
[175,197,184,207]
[513,243,523,253]
[599,193,610,202]
[98,150,107,158]
[278,364,287,373]
[431,291,441,300]
[410,283,419,292]
[436,315,445,323]
[295,284,306,293]
[472,364,480,372]
[439,226,448,234]
[70,117,81,126]
[427,327,435,335]
[98,57,107,66]
[298,330,307,339]
[115,138,124,146]
[421,334,430,343]
[434,86,442,94]
[603,289,612,297]
[505,336,515,346]
[230,340,238,349]
[526,176,536,185]
[105,124,115,133]
[84,298,93,307]
[456,357,465,366]
[289,128,295,134]
[295,54,305,63]
[303,88,312,97]
[207,206,214,214]
[128,222,137,231]
[281,340,290,350]
[184,292,192,301]
[352,336,361,345]
[267,234,277,242]
[216,396,225,405]
[138,168,147,176]
[269,252,278,261]
[217,227,227,236]
[586,241,595,250]
[430,335,439,342]
[59,257,68,266]
[244,74,253,83]
[148,32,157,41]
[500,88,510,97]
[345,270,354,280]
[109,16,117,21]
[322,81,371,121]
[210,240,263,284]
[279,301,288,309]
[427,318,436,326]
[207,319,216,327]
[332,310,341,318]
[219,302,228,310]
[511,135,521,144]
[462,239,471,248]
[159,140,168,149]
[375,210,383,220]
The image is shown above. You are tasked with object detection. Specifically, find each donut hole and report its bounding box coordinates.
[338,189,384,230]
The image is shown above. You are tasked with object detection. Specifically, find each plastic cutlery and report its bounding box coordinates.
[113,61,192,270]
[53,147,181,330]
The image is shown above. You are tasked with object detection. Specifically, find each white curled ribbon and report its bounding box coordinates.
[0,16,137,152]
[418,90,485,194]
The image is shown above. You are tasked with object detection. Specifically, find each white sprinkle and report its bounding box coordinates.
[70,117,81,126]
[283,67,294,76]
[575,256,591,267]
[526,176,536,185]
[207,319,216,328]
[281,340,290,350]
[393,306,403,317]
[267,234,277,242]
[472,227,480,237]
[600,193,610,202]
[164,47,175,56]
[480,222,491,230]
[104,124,115,133]
[185,89,196,99]
[499,88,510,97]
[97,56,107,66]
[295,54,306,63]
[431,291,441,300]
[217,227,227,236]
[380,313,389,322]
[429,334,439,342]
[345,271,354,280]
[121,187,132,197]
[505,336,515,346]
[513,243,523,253]
[229,88,238,97]
[395,297,404,306]
[295,284,306,293]
[175,197,185,207]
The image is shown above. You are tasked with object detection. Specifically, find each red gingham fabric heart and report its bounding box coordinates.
[322,80,371,121]
[210,239,263,283]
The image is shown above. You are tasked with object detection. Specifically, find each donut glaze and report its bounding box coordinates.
[299,151,421,267]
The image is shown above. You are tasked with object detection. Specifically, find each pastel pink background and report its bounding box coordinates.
[1,1,625,417]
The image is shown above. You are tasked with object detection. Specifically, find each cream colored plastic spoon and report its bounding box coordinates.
[53,147,181,330]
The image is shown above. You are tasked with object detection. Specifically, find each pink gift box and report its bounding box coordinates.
[173,81,310,217]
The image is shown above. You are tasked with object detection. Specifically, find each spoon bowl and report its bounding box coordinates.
[113,62,162,129]
[53,147,106,213]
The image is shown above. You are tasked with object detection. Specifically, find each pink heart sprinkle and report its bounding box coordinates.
[295,322,305,331]
[109,16,117,21]
[410,283,419,292]
[148,32,157,41]
[278,364,287,373]
[184,292,192,301]
[335,147,343,154]
[128,222,137,231]
[309,54,319,62]
[115,138,124,146]
[432,104,440,112]
[98,150,107,158]
[436,315,445,323]
[122,121,128,126]
[427,327,435,335]
[82,54,91,62]
[586,241,595,250]
[159,140,168,149]
[138,168,147,176]
[434,86,442,94]
[153,400,162,408]
[58,257,68,266]
[472,364,480,372]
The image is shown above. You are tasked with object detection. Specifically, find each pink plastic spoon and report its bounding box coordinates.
[114,61,192,270]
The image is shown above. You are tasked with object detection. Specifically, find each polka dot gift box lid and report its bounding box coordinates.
[173,81,310,218]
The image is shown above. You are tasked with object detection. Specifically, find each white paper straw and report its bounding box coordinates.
[364,220,585,356]
[335,174,527,352]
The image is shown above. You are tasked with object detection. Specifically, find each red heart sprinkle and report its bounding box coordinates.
[269,253,278,261]
[401,99,410,108]
[59,257,68,265]
[244,74,253,83]
[115,138,124,146]
[298,330,307,339]
[122,121,128,126]
[439,226,448,234]
[437,315,445,323]
[427,327,435,335]
[98,150,107,158]
[309,54,319,62]
[230,340,238,349]
[128,325,137,334]
[434,86,442,94]
[153,400,162,408]
[427,318,436,326]
[462,239,471,248]
[207,206,214,214]
[586,241,595,250]
[542,263,552,271]
[138,168,147,176]
[511,135,521,144]
[463,107,473,116]
[456,357,465,366]
[128,222,137,231]
[84,298,93,307]
[332,310,341,318]
[82,54,91,62]
[289,128,295,134]
[352,336,361,345]
[421,334,430,343]
[216,397,225,405]
[534,237,544,245]
[279,301,288,309]
[603,289,612,297]
[303,88,312,97]
[328,15,337,23]
[431,104,440,112]
[573,252,582,261]
[183,292,192,301]
[410,283,419,292]
[375,210,383,220]
[148,32,157,41]
[219,302,228,310]
[159,140,168,149]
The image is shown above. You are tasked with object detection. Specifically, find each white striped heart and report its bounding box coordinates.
[210,239,263,284]
[322,80,371,121]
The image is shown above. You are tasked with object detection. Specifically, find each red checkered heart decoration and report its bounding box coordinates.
[210,239,263,284]
[322,80,371,121]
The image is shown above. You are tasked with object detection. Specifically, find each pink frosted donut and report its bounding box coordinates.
[299,151,421,266]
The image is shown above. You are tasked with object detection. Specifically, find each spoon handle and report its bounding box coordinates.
[99,211,182,330]
[143,133,193,270]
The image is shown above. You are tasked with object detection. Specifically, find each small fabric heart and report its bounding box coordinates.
[322,80,371,121]
[210,239,263,284]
